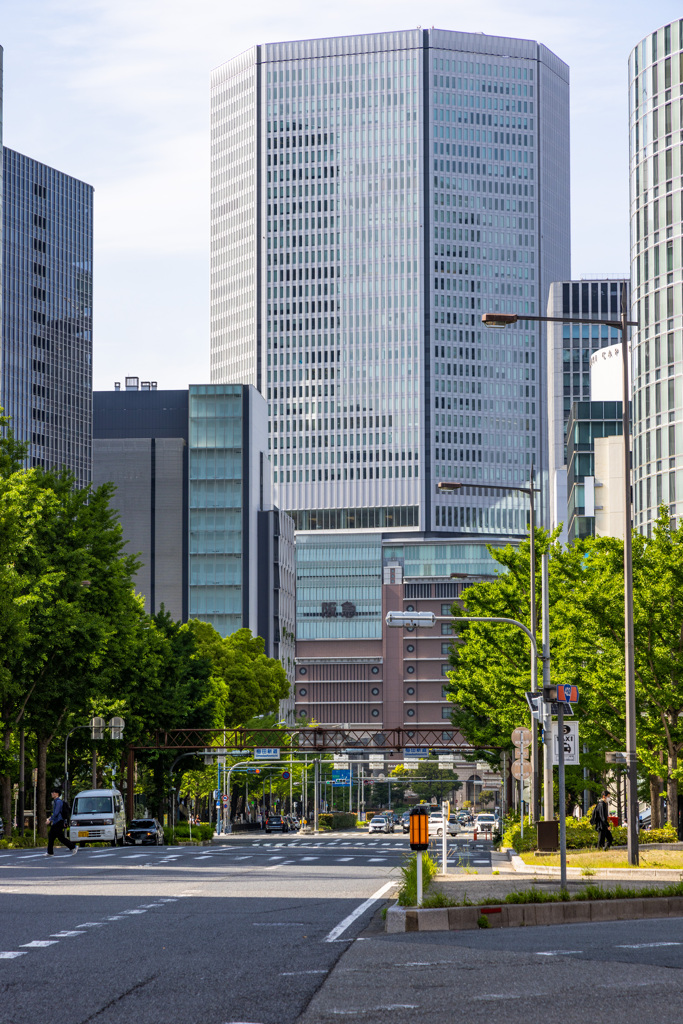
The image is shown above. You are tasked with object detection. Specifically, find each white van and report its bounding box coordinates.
[69,788,126,847]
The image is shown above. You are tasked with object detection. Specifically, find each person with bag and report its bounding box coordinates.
[591,790,613,850]
[46,786,77,856]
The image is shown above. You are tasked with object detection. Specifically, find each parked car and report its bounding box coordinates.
[69,788,126,847]
[401,812,410,833]
[368,815,393,834]
[284,815,300,832]
[264,815,288,833]
[124,818,164,846]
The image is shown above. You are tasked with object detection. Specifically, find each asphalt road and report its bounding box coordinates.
[0,833,406,1024]
[301,915,683,1024]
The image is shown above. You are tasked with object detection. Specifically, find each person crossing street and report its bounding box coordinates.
[46,787,77,856]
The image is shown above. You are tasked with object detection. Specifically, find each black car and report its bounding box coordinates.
[265,815,288,833]
[124,818,164,845]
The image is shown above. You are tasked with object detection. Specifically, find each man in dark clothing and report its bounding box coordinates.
[46,787,77,856]
[596,790,613,850]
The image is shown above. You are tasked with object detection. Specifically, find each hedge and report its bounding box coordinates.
[502,815,679,853]
[318,812,357,831]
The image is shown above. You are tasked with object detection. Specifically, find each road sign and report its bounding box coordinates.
[221,795,228,805]
[368,753,384,763]
[511,760,532,780]
[525,692,543,721]
[403,760,419,770]
[404,747,429,758]
[281,771,291,780]
[543,684,578,704]
[438,755,455,767]
[254,747,280,760]
[476,761,490,772]
[511,727,532,747]
[551,720,580,765]
[332,769,351,786]
[605,751,627,764]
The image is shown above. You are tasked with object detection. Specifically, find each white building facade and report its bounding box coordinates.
[630,21,683,535]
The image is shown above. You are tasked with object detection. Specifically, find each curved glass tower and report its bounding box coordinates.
[630,21,683,534]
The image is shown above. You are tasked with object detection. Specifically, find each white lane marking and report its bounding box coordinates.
[121,909,147,914]
[21,940,58,948]
[106,916,125,921]
[301,856,318,862]
[268,855,283,861]
[473,995,521,1001]
[158,898,178,902]
[536,950,583,956]
[50,931,86,938]
[194,856,214,861]
[337,857,354,862]
[140,903,165,908]
[265,861,294,869]
[616,942,682,949]
[253,922,305,927]
[75,922,104,928]
[0,952,26,958]
[280,970,327,976]
[368,858,386,863]
[20,853,49,860]
[123,854,147,859]
[234,855,251,860]
[473,860,490,865]
[324,882,395,943]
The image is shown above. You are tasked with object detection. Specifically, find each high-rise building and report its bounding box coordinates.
[211,28,570,731]
[0,48,93,488]
[211,28,570,537]
[630,21,683,535]
[546,277,628,541]
[2,147,93,488]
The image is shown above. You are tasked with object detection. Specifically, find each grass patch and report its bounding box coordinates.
[396,852,439,906]
[520,848,683,870]
[431,880,683,908]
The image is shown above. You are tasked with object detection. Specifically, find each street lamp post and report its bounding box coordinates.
[437,471,541,823]
[482,303,639,865]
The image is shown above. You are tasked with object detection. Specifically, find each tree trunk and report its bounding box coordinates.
[1,727,12,832]
[37,735,49,839]
[667,750,678,833]
[650,774,663,829]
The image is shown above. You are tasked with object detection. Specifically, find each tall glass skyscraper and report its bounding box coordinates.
[630,21,683,535]
[2,147,93,488]
[211,28,570,537]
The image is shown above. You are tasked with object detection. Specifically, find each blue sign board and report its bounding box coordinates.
[404,747,429,757]
[332,769,351,786]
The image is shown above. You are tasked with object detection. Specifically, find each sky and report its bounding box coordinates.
[0,0,678,390]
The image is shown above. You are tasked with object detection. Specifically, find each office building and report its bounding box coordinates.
[546,278,629,542]
[93,381,296,717]
[211,28,570,537]
[2,145,93,488]
[565,400,624,542]
[0,49,93,488]
[630,21,683,534]
[211,28,570,733]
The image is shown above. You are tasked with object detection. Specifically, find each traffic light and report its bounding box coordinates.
[409,805,429,851]
[245,768,262,774]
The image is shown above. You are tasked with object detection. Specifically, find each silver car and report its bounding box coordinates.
[368,815,393,834]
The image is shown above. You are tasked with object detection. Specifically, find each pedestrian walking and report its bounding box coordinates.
[593,790,613,850]
[46,787,77,856]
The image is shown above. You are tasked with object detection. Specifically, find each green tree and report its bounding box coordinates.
[389,760,461,805]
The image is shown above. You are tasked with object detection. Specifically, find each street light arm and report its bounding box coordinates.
[482,313,637,329]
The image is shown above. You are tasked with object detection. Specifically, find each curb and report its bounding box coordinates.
[509,853,683,881]
[386,895,683,933]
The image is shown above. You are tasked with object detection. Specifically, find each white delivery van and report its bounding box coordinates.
[69,788,126,847]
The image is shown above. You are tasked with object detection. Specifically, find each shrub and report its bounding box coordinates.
[318,812,357,831]
[171,823,214,842]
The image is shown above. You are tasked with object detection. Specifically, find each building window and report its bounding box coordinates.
[441,623,454,635]
[299,667,307,675]
[407,666,415,674]
[406,604,415,612]
[441,643,451,655]
[371,709,380,717]
[406,709,415,717]
[406,643,415,652]
[371,687,380,696]
[442,708,451,719]
[299,710,307,717]
[299,688,307,696]
[441,604,452,615]
[406,687,415,695]
[371,666,379,674]
[441,664,450,676]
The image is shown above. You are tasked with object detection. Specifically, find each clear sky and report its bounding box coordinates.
[0,0,678,390]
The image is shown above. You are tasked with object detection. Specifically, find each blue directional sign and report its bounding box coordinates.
[332,769,351,786]
[404,747,429,757]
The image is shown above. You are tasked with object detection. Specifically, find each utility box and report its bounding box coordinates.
[536,819,559,852]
